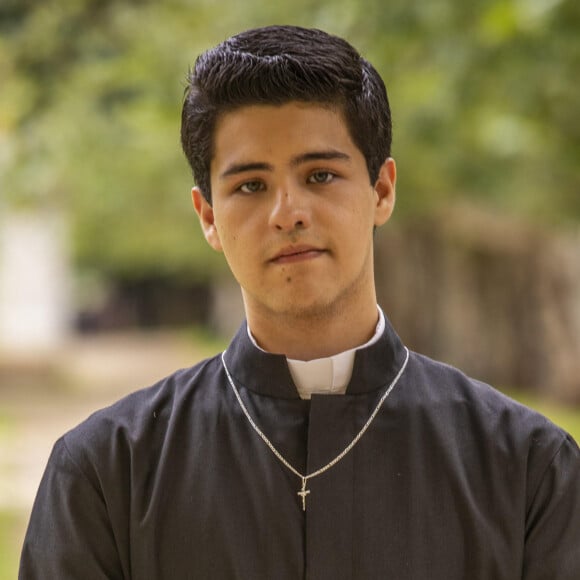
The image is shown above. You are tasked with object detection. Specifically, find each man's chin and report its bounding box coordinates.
[266,297,339,322]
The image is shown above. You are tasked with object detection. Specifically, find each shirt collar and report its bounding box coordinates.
[282,308,385,399]
[223,308,406,399]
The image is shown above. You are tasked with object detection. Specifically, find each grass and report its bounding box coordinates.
[0,413,22,579]
[185,324,229,358]
[0,412,14,436]
[0,510,24,579]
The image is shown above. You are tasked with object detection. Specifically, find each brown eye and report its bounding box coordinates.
[307,171,334,184]
[239,180,265,193]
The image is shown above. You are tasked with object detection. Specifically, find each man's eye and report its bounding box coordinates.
[307,171,334,184]
[239,180,264,193]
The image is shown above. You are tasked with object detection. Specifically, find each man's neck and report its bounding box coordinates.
[245,301,380,361]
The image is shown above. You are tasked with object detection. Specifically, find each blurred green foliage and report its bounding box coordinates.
[1,0,579,280]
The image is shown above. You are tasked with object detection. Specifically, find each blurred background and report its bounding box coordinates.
[1,0,579,575]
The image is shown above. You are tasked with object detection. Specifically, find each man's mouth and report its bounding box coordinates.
[270,245,325,264]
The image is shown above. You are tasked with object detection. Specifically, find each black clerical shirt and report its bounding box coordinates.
[20,319,580,579]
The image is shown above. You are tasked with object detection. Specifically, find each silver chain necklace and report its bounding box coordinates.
[221,346,409,511]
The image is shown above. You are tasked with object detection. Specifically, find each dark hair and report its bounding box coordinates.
[181,25,392,203]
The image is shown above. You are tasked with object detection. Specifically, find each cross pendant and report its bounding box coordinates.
[297,477,310,511]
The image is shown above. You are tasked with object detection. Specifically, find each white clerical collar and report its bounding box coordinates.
[247,307,385,400]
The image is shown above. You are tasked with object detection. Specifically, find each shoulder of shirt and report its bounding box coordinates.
[60,353,223,463]
[406,350,580,499]
[406,349,574,449]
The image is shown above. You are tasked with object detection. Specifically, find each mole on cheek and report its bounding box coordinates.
[286,277,292,283]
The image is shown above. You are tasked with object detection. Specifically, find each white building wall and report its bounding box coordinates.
[0,209,71,356]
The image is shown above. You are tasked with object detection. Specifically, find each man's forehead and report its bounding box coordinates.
[210,102,355,171]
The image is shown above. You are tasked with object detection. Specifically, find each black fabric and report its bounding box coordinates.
[20,319,580,579]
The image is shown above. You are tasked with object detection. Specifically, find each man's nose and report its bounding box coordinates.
[268,188,311,232]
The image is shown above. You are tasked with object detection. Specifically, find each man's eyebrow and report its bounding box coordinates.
[290,150,351,166]
[220,162,274,179]
[219,150,351,179]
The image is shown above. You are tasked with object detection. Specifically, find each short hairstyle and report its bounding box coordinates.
[181,25,392,203]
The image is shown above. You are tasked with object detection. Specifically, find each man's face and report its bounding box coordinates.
[193,102,396,325]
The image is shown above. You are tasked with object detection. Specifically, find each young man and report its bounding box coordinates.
[20,25,579,579]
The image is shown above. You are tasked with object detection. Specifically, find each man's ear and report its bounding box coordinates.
[373,157,397,227]
[191,187,223,252]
